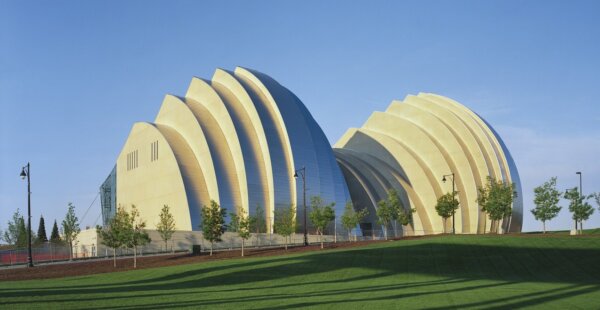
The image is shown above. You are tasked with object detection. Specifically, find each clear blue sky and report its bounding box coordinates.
[1,0,599,235]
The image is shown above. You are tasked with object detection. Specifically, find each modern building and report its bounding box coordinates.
[100,67,522,236]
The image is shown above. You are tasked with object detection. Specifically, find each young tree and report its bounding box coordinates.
[127,205,150,268]
[228,212,240,232]
[16,215,28,248]
[476,176,517,234]
[62,202,81,260]
[249,204,266,234]
[273,205,296,250]
[156,205,176,252]
[593,193,600,211]
[201,200,227,255]
[309,196,336,249]
[435,191,459,234]
[387,189,404,237]
[531,177,562,234]
[3,209,22,246]
[237,209,251,257]
[340,201,368,241]
[376,199,394,240]
[97,205,130,267]
[37,215,48,243]
[564,188,594,235]
[50,220,61,244]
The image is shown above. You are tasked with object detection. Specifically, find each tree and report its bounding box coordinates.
[531,177,562,234]
[376,199,394,240]
[564,188,594,235]
[476,176,517,234]
[309,196,336,249]
[387,189,404,237]
[593,193,600,211]
[156,205,176,252]
[127,205,150,268]
[340,201,368,241]
[236,209,251,257]
[50,220,61,243]
[97,205,130,267]
[61,202,81,260]
[3,209,23,246]
[249,204,266,234]
[228,212,240,232]
[435,191,459,234]
[37,215,48,243]
[201,200,227,255]
[273,205,296,250]
[16,216,28,248]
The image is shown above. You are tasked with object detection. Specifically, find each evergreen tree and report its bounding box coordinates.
[62,202,81,260]
[37,215,48,243]
[309,196,336,249]
[200,200,227,255]
[273,205,296,250]
[341,201,368,241]
[156,205,176,252]
[531,177,562,233]
[50,220,61,243]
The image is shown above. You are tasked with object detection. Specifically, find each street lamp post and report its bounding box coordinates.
[576,171,582,233]
[294,167,308,246]
[20,163,34,267]
[442,173,456,234]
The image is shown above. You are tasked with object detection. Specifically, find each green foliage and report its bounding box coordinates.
[156,205,176,252]
[16,215,28,248]
[593,192,600,210]
[50,220,61,243]
[249,204,266,234]
[128,205,151,268]
[476,176,517,233]
[228,212,240,232]
[341,201,368,241]
[236,209,251,257]
[274,205,296,250]
[309,196,335,249]
[564,188,595,234]
[201,200,227,255]
[376,199,394,239]
[62,202,80,259]
[435,191,459,233]
[531,177,562,233]
[97,205,131,267]
[36,215,48,243]
[3,209,23,246]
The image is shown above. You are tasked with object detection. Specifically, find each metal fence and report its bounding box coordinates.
[0,243,72,266]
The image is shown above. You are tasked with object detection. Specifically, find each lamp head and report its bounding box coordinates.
[20,168,27,180]
[576,171,581,175]
[293,171,298,178]
[442,176,446,183]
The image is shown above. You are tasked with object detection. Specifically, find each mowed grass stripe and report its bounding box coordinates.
[1,235,599,309]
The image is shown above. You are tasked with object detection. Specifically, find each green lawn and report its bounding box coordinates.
[1,235,600,309]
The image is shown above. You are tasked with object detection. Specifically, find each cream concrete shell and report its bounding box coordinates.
[233,67,297,213]
[116,122,193,230]
[154,95,219,204]
[210,69,275,229]
[185,77,248,214]
[386,101,478,233]
[335,94,522,234]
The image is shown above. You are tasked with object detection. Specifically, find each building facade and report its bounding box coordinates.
[101,67,522,236]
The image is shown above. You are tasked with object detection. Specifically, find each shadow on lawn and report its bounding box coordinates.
[2,240,600,308]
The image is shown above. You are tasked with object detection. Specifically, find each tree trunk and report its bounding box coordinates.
[348,232,352,243]
[393,221,397,238]
[443,218,447,234]
[165,240,168,253]
[133,246,137,268]
[210,242,213,256]
[384,226,388,240]
[241,239,244,257]
[543,221,546,234]
[113,248,116,268]
[69,240,73,261]
[483,217,487,234]
[580,221,583,235]
[284,237,288,251]
[320,232,324,249]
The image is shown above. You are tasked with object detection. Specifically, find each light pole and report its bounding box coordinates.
[293,167,308,246]
[20,163,34,267]
[442,173,456,234]
[576,171,582,233]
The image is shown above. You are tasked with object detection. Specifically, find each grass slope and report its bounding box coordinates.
[1,235,599,309]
